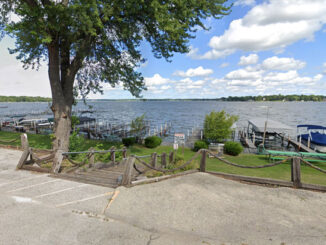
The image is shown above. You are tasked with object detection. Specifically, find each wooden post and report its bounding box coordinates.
[169,151,174,163]
[122,147,127,159]
[291,157,301,188]
[52,150,64,173]
[151,152,157,168]
[16,147,30,169]
[200,150,206,172]
[89,148,95,167]
[21,133,29,150]
[111,147,116,164]
[121,157,135,186]
[161,152,167,168]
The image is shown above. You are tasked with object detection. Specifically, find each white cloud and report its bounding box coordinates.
[198,49,235,60]
[160,85,171,90]
[238,54,259,66]
[262,56,306,71]
[225,68,262,80]
[220,63,229,68]
[264,70,299,83]
[196,0,326,59]
[186,46,200,59]
[234,0,255,7]
[144,73,172,86]
[209,56,324,95]
[173,66,213,77]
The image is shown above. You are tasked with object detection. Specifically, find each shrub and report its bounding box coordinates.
[193,140,208,152]
[144,136,162,148]
[69,131,85,153]
[224,141,243,156]
[204,110,238,142]
[122,137,136,147]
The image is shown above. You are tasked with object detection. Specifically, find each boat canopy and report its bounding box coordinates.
[248,118,294,133]
[297,125,326,130]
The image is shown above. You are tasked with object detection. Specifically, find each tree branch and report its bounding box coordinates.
[61,0,69,6]
[22,0,38,7]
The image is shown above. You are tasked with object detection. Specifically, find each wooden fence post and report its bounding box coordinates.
[122,147,127,159]
[200,150,206,172]
[21,133,29,150]
[169,151,174,163]
[111,147,116,164]
[16,147,30,169]
[151,152,157,168]
[89,147,95,167]
[161,152,167,168]
[291,157,301,188]
[121,157,135,186]
[52,150,64,174]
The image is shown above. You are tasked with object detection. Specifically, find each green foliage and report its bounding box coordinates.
[220,94,326,102]
[204,110,238,142]
[144,136,162,148]
[92,143,124,163]
[122,137,136,147]
[130,114,146,142]
[71,115,80,129]
[166,155,199,173]
[193,140,208,152]
[68,131,85,153]
[224,141,243,156]
[0,0,231,99]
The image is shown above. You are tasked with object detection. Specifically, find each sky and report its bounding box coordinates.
[1,0,326,99]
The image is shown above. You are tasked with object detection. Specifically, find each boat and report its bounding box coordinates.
[297,125,326,153]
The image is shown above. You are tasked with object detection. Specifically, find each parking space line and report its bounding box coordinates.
[0,175,45,187]
[56,191,114,208]
[6,179,60,193]
[35,184,88,198]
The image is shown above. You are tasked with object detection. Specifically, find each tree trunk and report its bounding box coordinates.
[48,42,75,171]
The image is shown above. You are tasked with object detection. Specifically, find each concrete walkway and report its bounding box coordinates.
[0,148,326,244]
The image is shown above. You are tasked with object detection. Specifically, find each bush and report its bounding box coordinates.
[193,140,208,152]
[224,141,243,156]
[144,136,162,148]
[122,137,136,147]
[69,131,85,153]
[204,110,238,142]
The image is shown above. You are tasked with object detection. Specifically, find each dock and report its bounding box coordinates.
[278,134,315,153]
[287,138,315,153]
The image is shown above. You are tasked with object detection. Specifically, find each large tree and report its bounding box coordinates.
[0,0,230,167]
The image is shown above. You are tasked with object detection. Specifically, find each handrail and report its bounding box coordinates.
[62,148,125,155]
[133,150,202,173]
[0,136,21,144]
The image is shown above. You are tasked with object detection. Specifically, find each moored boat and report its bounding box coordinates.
[297,125,326,153]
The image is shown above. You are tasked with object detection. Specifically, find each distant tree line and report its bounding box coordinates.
[219,94,326,102]
[0,96,51,102]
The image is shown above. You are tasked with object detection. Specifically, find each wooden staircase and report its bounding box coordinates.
[53,161,138,188]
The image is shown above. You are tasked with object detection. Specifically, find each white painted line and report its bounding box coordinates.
[6,179,60,193]
[12,196,39,204]
[0,175,45,187]
[56,191,114,208]
[0,170,10,174]
[35,184,88,198]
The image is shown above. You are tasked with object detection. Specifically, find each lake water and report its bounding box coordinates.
[0,101,325,139]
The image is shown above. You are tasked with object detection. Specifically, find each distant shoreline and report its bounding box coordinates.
[1,94,325,102]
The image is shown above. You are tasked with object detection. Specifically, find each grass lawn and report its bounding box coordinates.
[1,131,326,186]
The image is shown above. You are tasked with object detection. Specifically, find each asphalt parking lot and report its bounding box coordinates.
[1,148,326,245]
